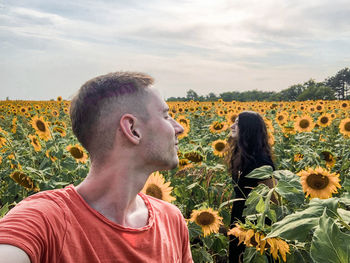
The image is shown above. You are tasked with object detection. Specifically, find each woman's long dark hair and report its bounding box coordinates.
[225,111,273,181]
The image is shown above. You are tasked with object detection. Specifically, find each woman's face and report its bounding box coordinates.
[230,117,239,139]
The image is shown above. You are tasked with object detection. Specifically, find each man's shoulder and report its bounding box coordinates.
[5,186,73,219]
[142,194,184,219]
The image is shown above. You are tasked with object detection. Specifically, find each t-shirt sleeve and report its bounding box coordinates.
[180,216,193,263]
[0,197,66,263]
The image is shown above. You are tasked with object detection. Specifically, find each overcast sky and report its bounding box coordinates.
[1,0,349,100]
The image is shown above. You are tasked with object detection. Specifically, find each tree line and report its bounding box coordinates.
[167,67,350,102]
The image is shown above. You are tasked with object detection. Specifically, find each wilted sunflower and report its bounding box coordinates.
[320,151,336,168]
[9,171,40,192]
[30,115,52,141]
[294,115,314,132]
[28,135,41,152]
[317,113,332,128]
[228,224,290,262]
[212,139,227,157]
[209,121,227,134]
[266,237,290,262]
[66,144,88,163]
[184,151,204,163]
[141,171,176,202]
[297,167,341,199]
[190,208,223,237]
[339,118,350,137]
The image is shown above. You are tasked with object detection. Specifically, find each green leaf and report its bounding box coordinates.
[256,197,265,213]
[273,170,304,206]
[188,222,202,239]
[266,198,339,241]
[245,165,274,180]
[243,247,269,263]
[0,203,10,218]
[337,208,350,224]
[310,209,350,263]
[219,198,245,209]
[342,177,350,192]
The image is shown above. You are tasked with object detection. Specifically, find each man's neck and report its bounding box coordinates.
[75,163,150,228]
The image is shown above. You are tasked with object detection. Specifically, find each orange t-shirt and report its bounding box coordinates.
[0,185,193,263]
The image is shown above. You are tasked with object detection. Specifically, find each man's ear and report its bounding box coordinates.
[119,114,142,144]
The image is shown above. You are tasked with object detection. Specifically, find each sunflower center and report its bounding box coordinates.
[306,173,329,190]
[320,117,329,124]
[321,152,332,162]
[316,105,322,111]
[277,115,284,121]
[70,147,84,158]
[196,211,215,226]
[299,119,310,129]
[215,142,225,152]
[214,123,224,130]
[36,120,46,132]
[344,122,350,132]
[179,119,188,126]
[145,184,163,199]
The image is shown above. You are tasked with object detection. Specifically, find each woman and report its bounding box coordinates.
[225,111,275,263]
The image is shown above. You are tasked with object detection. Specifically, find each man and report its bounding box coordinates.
[0,72,193,262]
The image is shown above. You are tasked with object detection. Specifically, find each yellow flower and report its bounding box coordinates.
[294,115,314,132]
[317,113,332,128]
[212,139,227,157]
[209,121,228,134]
[176,115,190,128]
[294,153,304,162]
[190,208,223,237]
[266,237,290,262]
[30,115,52,141]
[297,167,341,199]
[141,171,176,203]
[9,171,40,192]
[178,158,193,171]
[225,112,238,125]
[339,118,350,137]
[45,150,57,162]
[275,111,289,125]
[66,144,88,163]
[57,96,63,102]
[28,134,41,152]
[320,151,336,168]
[53,126,66,137]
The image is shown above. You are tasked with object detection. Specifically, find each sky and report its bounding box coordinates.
[1,0,350,100]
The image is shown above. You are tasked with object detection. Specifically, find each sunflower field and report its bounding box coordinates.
[1,98,350,262]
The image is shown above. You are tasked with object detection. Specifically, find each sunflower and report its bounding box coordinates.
[30,115,52,141]
[176,115,190,128]
[209,121,228,133]
[178,158,193,170]
[141,171,176,203]
[225,112,238,125]
[57,96,63,102]
[294,115,314,132]
[317,113,332,128]
[294,153,304,162]
[51,110,59,117]
[53,126,66,137]
[297,167,341,199]
[228,224,290,262]
[0,135,6,149]
[66,144,88,163]
[11,117,17,133]
[9,171,40,192]
[320,151,336,168]
[178,125,190,140]
[339,118,350,137]
[46,150,57,162]
[266,237,290,262]
[212,139,227,157]
[190,208,223,237]
[184,151,204,163]
[275,111,289,125]
[28,135,41,152]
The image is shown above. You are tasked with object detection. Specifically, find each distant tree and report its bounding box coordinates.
[186,89,199,101]
[297,85,336,100]
[325,67,350,100]
[277,84,305,101]
[206,92,218,101]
